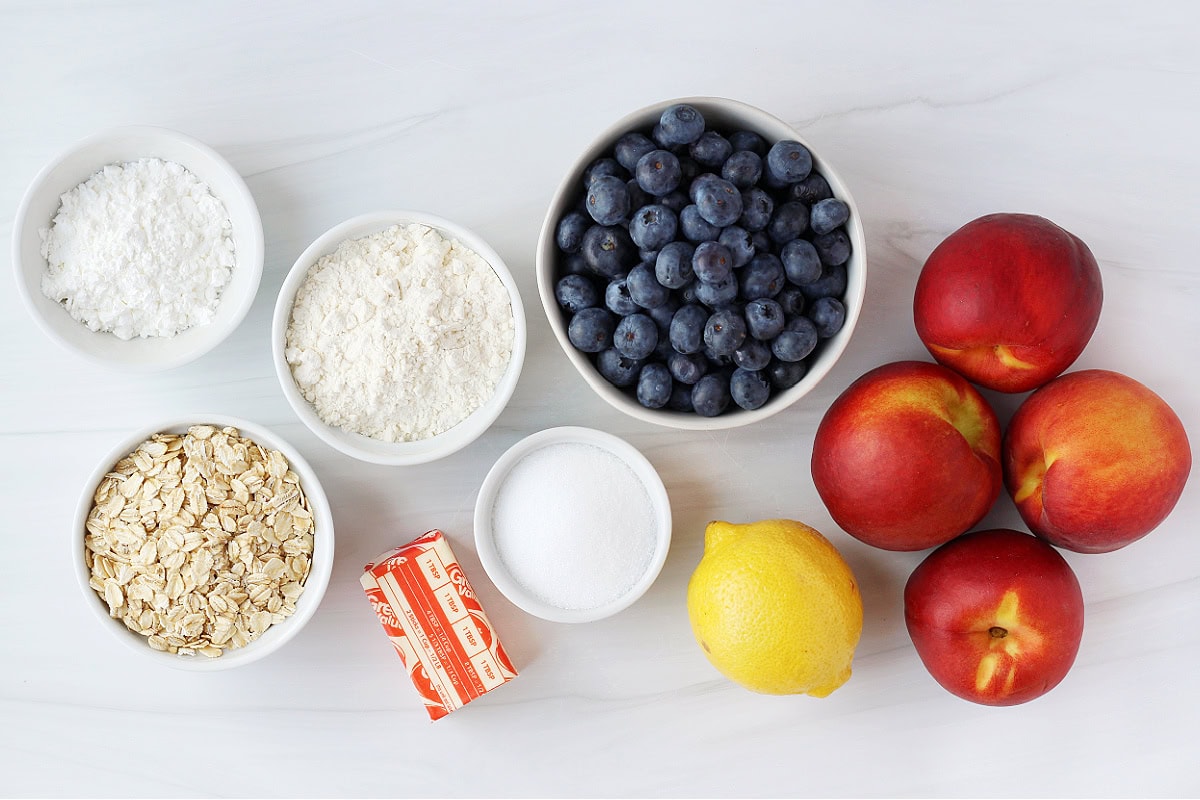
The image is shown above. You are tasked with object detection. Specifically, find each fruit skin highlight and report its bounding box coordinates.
[687,519,863,697]
[904,528,1085,706]
[811,360,1002,551]
[914,213,1103,393]
[1004,369,1192,553]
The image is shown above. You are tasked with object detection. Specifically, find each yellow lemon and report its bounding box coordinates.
[687,519,863,697]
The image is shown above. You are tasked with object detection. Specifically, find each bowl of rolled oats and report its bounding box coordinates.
[72,415,334,670]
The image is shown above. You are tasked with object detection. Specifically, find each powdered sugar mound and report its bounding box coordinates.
[40,158,235,340]
[284,223,515,442]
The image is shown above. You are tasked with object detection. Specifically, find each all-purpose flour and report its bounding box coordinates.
[284,223,514,442]
[40,158,235,340]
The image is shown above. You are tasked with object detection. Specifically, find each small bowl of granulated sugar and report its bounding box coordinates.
[13,126,264,370]
[272,211,527,466]
[473,426,673,623]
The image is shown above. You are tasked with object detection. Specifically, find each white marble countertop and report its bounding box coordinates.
[3,3,1198,797]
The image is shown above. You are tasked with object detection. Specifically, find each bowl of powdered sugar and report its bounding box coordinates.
[272,211,527,466]
[13,126,264,370]
[472,426,672,623]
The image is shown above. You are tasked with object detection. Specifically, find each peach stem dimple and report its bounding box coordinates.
[989,626,1008,639]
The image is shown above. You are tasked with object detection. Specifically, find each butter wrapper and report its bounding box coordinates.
[362,529,517,720]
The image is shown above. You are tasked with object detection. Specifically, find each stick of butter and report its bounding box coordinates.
[361,529,518,720]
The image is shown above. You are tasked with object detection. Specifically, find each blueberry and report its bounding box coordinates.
[799,263,848,300]
[658,104,706,146]
[730,368,771,410]
[667,383,695,412]
[738,187,774,232]
[626,262,670,309]
[808,296,846,338]
[751,229,772,252]
[718,226,756,267]
[669,303,709,354]
[677,156,702,187]
[813,229,851,266]
[556,211,590,254]
[810,198,850,236]
[660,189,689,213]
[650,122,672,149]
[596,348,644,387]
[767,200,810,244]
[790,173,833,204]
[689,131,732,167]
[581,225,636,279]
[655,241,696,289]
[613,313,659,360]
[704,350,735,374]
[585,175,630,226]
[584,157,626,186]
[693,274,739,307]
[688,172,723,203]
[614,131,657,172]
[561,252,589,276]
[781,238,823,284]
[605,276,639,315]
[625,179,649,213]
[636,363,673,409]
[765,140,813,183]
[739,253,785,300]
[721,150,763,190]
[555,274,599,314]
[638,248,660,265]
[732,338,772,371]
[728,130,767,155]
[771,316,819,362]
[694,177,743,227]
[693,241,734,285]
[766,358,808,390]
[667,350,708,384]
[680,204,722,243]
[628,204,678,251]
[691,373,731,417]
[635,149,683,196]
[703,308,747,356]
[679,280,700,305]
[567,307,616,353]
[646,294,680,331]
[776,285,806,317]
[744,298,785,340]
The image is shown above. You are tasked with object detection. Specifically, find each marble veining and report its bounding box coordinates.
[2,2,1198,797]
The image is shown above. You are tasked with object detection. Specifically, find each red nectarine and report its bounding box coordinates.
[904,528,1085,706]
[914,213,1102,393]
[811,360,1002,551]
[1004,369,1191,553]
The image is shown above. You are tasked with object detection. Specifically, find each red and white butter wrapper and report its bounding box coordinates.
[361,529,518,720]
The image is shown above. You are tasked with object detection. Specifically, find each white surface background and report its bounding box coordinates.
[3,2,1198,797]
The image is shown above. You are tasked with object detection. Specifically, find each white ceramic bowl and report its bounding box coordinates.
[473,426,672,623]
[272,211,527,466]
[12,126,264,371]
[536,97,867,430]
[72,414,334,671]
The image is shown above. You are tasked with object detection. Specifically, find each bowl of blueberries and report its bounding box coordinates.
[536,97,866,429]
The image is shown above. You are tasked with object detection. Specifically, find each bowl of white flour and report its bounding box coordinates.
[12,126,264,370]
[272,211,527,466]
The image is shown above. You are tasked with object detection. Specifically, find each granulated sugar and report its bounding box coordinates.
[490,441,657,611]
